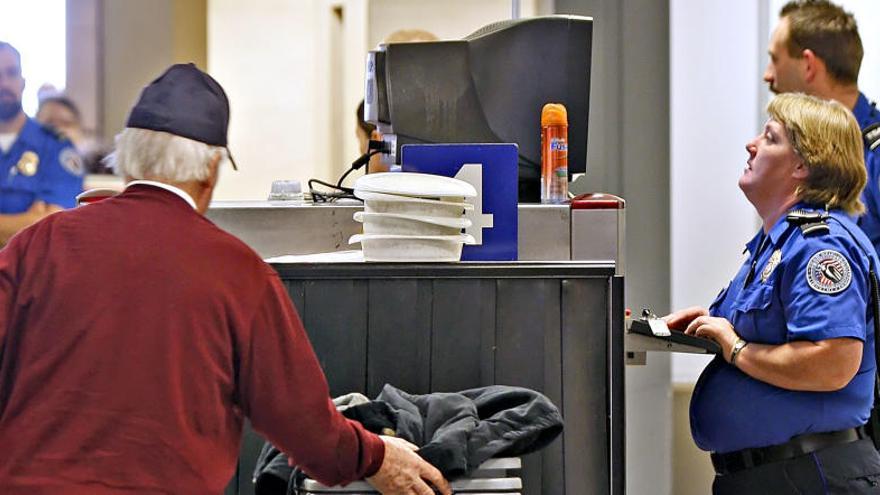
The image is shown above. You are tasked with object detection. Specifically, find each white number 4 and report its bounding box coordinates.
[455,163,494,245]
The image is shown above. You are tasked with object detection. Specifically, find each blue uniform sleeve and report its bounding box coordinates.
[38,140,84,208]
[780,235,871,342]
[860,149,880,253]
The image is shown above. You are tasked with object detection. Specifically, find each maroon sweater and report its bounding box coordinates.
[0,184,383,494]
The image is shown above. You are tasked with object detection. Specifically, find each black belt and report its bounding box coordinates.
[711,426,868,476]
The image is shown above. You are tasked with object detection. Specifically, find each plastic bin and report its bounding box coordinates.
[296,458,522,494]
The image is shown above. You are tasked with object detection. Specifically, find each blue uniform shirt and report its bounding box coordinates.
[0,117,83,213]
[855,93,880,255]
[691,205,878,454]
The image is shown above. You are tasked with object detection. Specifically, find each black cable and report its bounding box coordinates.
[338,148,385,188]
[308,178,355,203]
[308,140,390,203]
[349,140,386,171]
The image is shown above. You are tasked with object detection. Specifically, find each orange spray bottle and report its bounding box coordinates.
[541,103,569,204]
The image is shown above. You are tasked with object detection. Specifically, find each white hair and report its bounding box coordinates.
[107,128,228,182]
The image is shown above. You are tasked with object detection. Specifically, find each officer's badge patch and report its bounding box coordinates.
[59,148,84,176]
[806,250,852,294]
[16,151,39,176]
[761,249,782,283]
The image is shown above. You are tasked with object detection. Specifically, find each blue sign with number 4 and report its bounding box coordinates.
[400,143,518,261]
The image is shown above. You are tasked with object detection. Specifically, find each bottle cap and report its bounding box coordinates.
[541,103,568,126]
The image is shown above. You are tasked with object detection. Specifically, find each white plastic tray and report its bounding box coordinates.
[354,172,476,198]
[349,233,475,262]
[362,198,473,221]
[356,189,474,209]
[298,457,523,493]
[354,211,470,236]
[299,478,522,493]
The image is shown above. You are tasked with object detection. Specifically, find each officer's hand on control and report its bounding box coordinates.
[684,315,739,358]
[366,435,452,495]
[663,306,709,331]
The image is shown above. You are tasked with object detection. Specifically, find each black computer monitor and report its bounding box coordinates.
[364,15,593,202]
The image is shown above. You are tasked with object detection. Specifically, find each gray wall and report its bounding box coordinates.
[556,0,672,493]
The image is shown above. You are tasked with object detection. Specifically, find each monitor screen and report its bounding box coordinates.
[365,15,593,202]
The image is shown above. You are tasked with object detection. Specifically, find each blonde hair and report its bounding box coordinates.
[767,93,865,215]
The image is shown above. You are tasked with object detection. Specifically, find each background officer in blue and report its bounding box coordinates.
[666,94,880,494]
[0,41,83,245]
[764,0,880,256]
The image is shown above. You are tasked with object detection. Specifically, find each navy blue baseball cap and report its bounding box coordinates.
[126,63,237,170]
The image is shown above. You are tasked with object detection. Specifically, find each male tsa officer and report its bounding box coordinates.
[764,1,880,253]
[0,41,83,244]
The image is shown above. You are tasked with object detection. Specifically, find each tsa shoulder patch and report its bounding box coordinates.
[805,249,852,294]
[59,148,84,176]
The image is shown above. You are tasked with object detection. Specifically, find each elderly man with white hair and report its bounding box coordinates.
[0,64,450,495]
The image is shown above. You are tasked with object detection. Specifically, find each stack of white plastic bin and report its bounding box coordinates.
[350,172,476,262]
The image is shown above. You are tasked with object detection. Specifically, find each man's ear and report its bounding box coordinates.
[203,153,222,189]
[194,153,222,215]
[801,49,822,84]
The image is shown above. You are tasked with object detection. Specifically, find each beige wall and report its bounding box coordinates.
[173,0,208,69]
[208,0,332,201]
[368,0,536,48]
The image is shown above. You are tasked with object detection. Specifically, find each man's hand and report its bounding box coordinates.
[366,436,452,495]
[662,306,709,331]
[683,315,739,360]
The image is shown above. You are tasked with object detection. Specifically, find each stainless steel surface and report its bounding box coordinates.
[571,208,625,274]
[209,202,622,264]
[517,204,570,260]
[207,201,362,258]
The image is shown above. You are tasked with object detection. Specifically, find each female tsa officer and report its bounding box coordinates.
[666,93,880,494]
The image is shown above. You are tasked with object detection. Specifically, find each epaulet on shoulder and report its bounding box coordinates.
[37,122,69,143]
[786,209,830,236]
[866,122,880,152]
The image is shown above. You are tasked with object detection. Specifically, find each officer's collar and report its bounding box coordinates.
[853,92,877,126]
[744,230,764,254]
[764,210,793,246]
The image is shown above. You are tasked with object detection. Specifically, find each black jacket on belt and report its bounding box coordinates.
[253,384,563,493]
